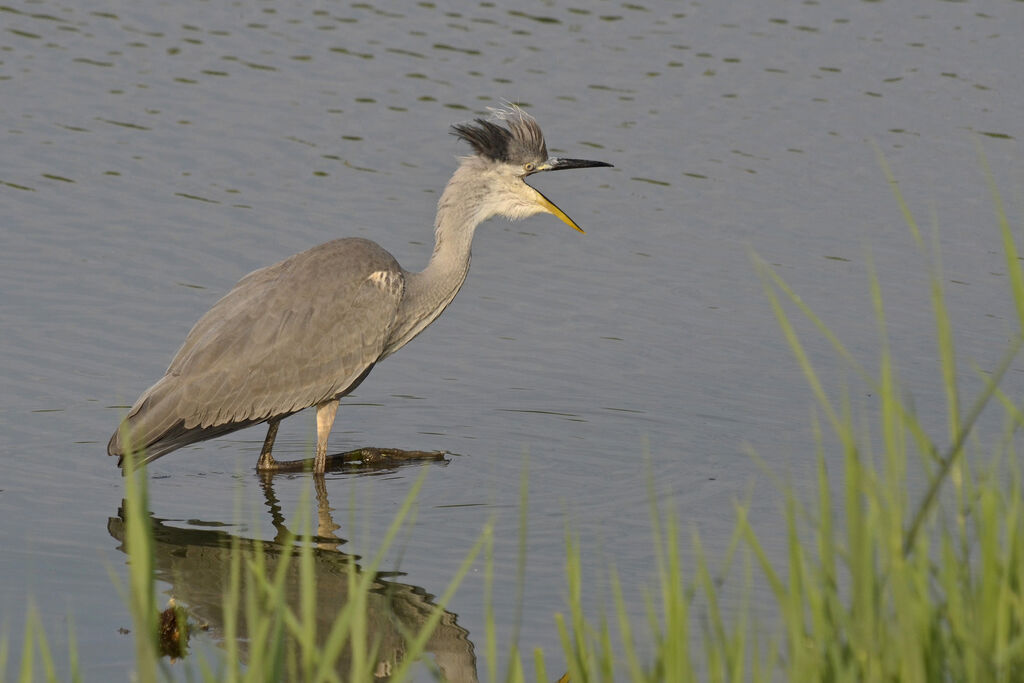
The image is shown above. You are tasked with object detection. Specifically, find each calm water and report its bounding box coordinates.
[2,0,1022,678]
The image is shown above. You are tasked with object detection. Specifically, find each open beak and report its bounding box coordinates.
[529,158,613,234]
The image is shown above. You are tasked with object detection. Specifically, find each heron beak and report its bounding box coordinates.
[531,157,613,234]
[534,188,587,233]
[544,158,614,172]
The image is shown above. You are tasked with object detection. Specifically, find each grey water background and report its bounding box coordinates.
[2,0,1022,678]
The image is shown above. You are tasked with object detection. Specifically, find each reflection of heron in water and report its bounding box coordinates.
[107,475,479,680]
[108,106,611,473]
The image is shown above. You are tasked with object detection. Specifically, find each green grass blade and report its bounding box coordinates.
[903,333,1023,555]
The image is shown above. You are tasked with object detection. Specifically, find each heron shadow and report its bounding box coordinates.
[106,469,479,681]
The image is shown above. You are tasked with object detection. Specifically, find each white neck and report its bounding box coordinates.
[382,160,493,356]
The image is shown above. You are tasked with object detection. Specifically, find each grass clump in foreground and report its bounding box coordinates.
[6,155,1024,681]
[549,153,1024,682]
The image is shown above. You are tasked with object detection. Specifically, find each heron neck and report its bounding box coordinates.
[384,167,487,355]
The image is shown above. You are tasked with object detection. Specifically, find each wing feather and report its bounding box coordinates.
[109,238,405,460]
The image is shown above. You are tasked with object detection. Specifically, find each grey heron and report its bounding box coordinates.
[109,107,612,474]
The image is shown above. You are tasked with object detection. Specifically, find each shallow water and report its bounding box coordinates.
[2,0,1022,678]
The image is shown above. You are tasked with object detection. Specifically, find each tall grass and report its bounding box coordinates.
[544,153,1024,681]
[739,149,1024,680]
[5,158,1024,681]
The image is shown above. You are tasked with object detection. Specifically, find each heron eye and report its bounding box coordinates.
[523,162,536,173]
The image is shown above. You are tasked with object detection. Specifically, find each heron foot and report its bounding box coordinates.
[256,447,447,476]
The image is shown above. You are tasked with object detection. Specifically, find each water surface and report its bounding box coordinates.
[2,0,1022,678]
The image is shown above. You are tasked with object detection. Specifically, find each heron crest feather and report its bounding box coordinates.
[450,105,548,165]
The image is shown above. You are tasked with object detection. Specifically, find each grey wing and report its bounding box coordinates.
[109,238,405,459]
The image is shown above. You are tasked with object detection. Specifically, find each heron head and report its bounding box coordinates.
[450,107,612,233]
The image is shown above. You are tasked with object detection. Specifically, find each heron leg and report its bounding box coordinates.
[257,418,281,471]
[314,399,340,474]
